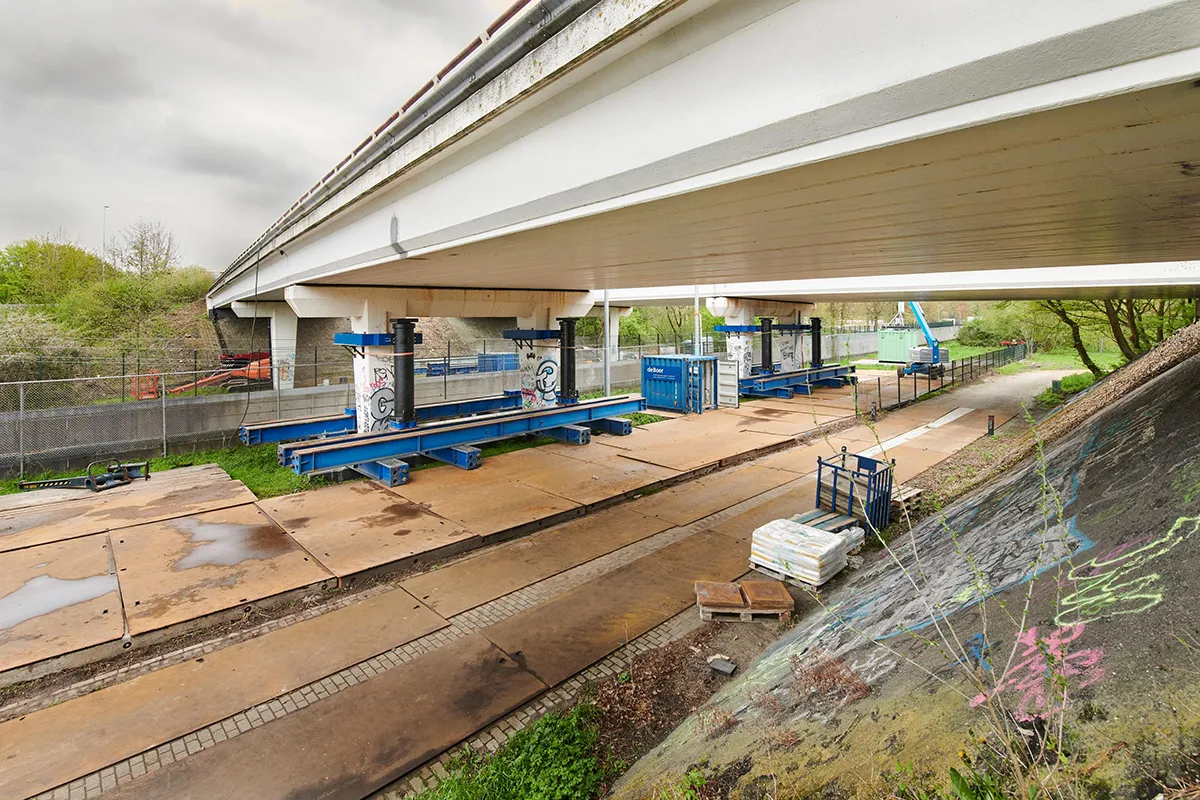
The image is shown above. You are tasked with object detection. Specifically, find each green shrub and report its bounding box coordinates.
[418,704,607,800]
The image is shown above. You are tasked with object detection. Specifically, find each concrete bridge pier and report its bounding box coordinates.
[231,302,300,391]
[708,297,813,378]
[284,285,594,421]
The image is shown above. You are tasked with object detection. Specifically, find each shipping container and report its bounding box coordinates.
[876,328,925,363]
[641,354,719,413]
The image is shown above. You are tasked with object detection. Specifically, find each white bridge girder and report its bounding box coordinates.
[209,0,1200,308]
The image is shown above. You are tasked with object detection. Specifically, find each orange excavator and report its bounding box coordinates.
[132,357,273,399]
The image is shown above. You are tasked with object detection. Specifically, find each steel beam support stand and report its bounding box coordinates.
[558,317,579,404]
[760,317,774,375]
[392,318,418,428]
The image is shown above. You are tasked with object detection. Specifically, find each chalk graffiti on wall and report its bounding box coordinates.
[1056,516,1199,626]
[969,624,1104,720]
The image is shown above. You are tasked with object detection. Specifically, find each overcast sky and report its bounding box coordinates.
[0,0,512,270]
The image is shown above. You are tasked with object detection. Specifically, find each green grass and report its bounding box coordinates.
[150,444,332,498]
[0,443,330,498]
[1027,349,1124,371]
[417,703,609,800]
[1035,370,1097,408]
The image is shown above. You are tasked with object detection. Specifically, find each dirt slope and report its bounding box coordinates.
[613,347,1200,799]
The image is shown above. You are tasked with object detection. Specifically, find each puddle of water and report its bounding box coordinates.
[0,574,118,629]
[173,518,291,569]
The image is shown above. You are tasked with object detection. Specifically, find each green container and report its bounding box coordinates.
[877,329,923,363]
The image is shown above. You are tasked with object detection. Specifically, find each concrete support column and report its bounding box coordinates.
[779,309,804,372]
[351,304,395,433]
[514,310,561,410]
[268,305,299,391]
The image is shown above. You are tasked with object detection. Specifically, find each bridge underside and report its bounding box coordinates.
[304,80,1200,293]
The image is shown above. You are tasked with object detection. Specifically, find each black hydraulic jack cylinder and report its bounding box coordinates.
[558,317,579,404]
[391,318,418,427]
[760,317,774,375]
[810,316,823,368]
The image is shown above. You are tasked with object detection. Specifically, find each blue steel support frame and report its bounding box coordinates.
[739,364,856,398]
[270,394,523,460]
[289,396,646,475]
[351,458,410,487]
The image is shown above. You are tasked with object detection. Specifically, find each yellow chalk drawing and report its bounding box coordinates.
[1056,516,1199,626]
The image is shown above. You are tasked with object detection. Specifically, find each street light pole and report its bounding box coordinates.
[102,205,109,274]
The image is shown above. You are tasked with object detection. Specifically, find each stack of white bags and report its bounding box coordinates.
[749,519,848,586]
[835,524,866,552]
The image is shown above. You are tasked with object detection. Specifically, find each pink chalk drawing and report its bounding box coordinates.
[969,624,1104,720]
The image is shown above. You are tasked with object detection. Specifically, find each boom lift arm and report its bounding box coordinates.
[898,301,945,377]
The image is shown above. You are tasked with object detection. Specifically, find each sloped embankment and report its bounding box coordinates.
[613,341,1200,798]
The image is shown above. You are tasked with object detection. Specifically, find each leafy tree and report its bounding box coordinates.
[0,233,105,304]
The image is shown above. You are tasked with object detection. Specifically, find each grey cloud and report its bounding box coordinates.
[0,39,150,104]
[0,0,497,267]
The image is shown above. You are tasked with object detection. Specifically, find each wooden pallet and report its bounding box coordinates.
[749,560,838,588]
[891,484,923,514]
[791,509,859,532]
[699,605,791,623]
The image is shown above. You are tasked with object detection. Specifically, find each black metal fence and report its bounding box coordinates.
[856,344,1030,416]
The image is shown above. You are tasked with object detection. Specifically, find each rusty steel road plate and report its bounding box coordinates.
[500,447,680,507]
[482,530,748,687]
[390,457,582,538]
[111,504,334,636]
[259,482,479,581]
[634,464,797,526]
[103,633,546,800]
[0,468,256,552]
[0,588,447,800]
[0,534,122,674]
[402,505,673,617]
[694,581,745,609]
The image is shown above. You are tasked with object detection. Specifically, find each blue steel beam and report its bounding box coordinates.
[241,412,355,445]
[741,365,855,396]
[585,417,632,436]
[289,396,646,475]
[426,445,482,470]
[274,393,521,462]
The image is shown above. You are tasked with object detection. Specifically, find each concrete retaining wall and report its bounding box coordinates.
[0,359,645,475]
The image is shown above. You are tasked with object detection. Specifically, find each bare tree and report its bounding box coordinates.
[113,220,180,277]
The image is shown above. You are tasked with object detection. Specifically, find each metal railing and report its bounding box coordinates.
[854,344,1030,417]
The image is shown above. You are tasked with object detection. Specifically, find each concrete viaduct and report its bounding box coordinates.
[204,0,1200,427]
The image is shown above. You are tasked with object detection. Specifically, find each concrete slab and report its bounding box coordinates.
[112,504,335,636]
[0,471,257,552]
[0,535,122,674]
[636,464,797,526]
[401,505,673,617]
[390,459,582,539]
[500,447,680,507]
[482,530,748,686]
[104,634,546,800]
[258,482,478,581]
[0,588,448,800]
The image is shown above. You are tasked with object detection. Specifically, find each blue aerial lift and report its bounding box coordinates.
[897,301,946,378]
